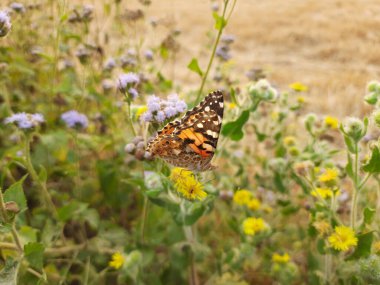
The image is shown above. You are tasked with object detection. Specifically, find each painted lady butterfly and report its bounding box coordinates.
[146,91,224,171]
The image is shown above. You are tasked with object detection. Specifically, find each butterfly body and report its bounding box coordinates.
[146,91,224,171]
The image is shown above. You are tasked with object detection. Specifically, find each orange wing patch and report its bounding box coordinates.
[178,128,212,158]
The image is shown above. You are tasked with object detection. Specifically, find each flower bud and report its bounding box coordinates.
[367,80,380,93]
[343,117,365,142]
[5,201,20,214]
[124,143,135,154]
[0,11,11,37]
[364,92,378,105]
[372,109,380,128]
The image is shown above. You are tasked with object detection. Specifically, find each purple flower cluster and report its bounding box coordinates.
[216,34,235,61]
[4,113,44,129]
[140,93,187,123]
[117,73,140,99]
[0,10,11,37]
[61,110,88,129]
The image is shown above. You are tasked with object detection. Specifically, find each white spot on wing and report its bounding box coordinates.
[205,106,210,112]
[197,123,203,128]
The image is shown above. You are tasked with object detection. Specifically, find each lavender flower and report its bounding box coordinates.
[144,49,154,60]
[102,79,114,92]
[10,2,25,13]
[61,110,88,129]
[141,93,187,123]
[216,45,231,61]
[117,72,140,93]
[221,34,235,44]
[103,57,117,71]
[4,112,44,129]
[0,10,11,37]
[128,88,138,99]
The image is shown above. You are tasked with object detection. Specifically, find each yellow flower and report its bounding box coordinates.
[373,241,380,254]
[272,253,290,264]
[233,190,252,206]
[311,188,334,199]
[324,116,339,129]
[289,82,308,92]
[247,198,261,211]
[313,220,331,236]
[271,111,279,121]
[328,226,358,251]
[283,136,296,146]
[318,168,338,183]
[228,102,237,109]
[136,106,148,118]
[109,252,125,269]
[297,96,306,103]
[170,168,207,200]
[242,217,267,235]
[170,167,192,183]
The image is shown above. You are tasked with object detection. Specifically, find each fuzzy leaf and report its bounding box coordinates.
[212,12,226,30]
[347,231,373,260]
[221,110,250,141]
[187,58,203,77]
[363,207,376,225]
[24,242,45,270]
[3,175,28,213]
[363,146,380,173]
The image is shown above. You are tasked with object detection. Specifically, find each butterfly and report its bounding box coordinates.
[146,90,224,171]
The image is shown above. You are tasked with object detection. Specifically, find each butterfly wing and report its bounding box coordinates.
[147,90,224,171]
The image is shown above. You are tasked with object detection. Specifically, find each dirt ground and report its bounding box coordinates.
[89,0,380,117]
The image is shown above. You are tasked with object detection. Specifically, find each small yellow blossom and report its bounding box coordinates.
[297,96,306,103]
[311,188,334,199]
[170,168,207,200]
[318,168,338,183]
[271,112,279,121]
[373,241,380,254]
[324,116,339,129]
[314,167,320,174]
[272,253,290,263]
[242,217,267,235]
[228,102,237,109]
[313,220,331,236]
[328,226,358,251]
[289,82,308,92]
[283,136,296,146]
[109,252,125,269]
[136,106,148,118]
[263,205,273,213]
[233,190,252,206]
[247,198,261,211]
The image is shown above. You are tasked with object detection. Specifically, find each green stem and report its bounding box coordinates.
[195,0,232,103]
[24,133,57,218]
[11,221,23,252]
[140,195,149,244]
[126,102,136,136]
[350,143,359,229]
[0,188,7,222]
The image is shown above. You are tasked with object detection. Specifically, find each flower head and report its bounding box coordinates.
[117,72,140,94]
[4,113,44,129]
[233,190,252,206]
[343,117,365,142]
[61,110,88,129]
[144,49,154,60]
[313,220,331,236]
[169,168,207,200]
[289,82,308,92]
[103,57,117,71]
[328,226,358,251]
[272,253,290,264]
[318,168,338,184]
[109,252,125,269]
[242,217,267,235]
[283,136,296,146]
[0,10,11,37]
[324,116,339,129]
[247,198,261,211]
[311,187,335,199]
[10,2,25,13]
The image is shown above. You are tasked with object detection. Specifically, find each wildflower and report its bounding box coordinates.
[242,217,267,235]
[216,45,231,61]
[169,167,206,200]
[288,146,300,156]
[294,161,313,176]
[313,220,331,236]
[128,88,138,99]
[169,167,192,183]
[233,190,252,206]
[82,4,94,21]
[297,96,305,104]
[0,10,11,37]
[249,79,278,102]
[283,136,296,146]
[109,252,125,269]
[125,143,135,154]
[364,92,378,105]
[61,110,88,129]
[117,72,140,94]
[367,80,380,93]
[289,82,308,92]
[247,198,261,211]
[343,117,365,142]
[136,106,148,118]
[228,103,236,109]
[221,34,235,45]
[144,49,154,60]
[328,226,358,251]
[4,113,44,129]
[311,187,334,199]
[318,168,338,183]
[103,57,117,71]
[155,111,165,122]
[75,45,91,63]
[102,79,114,92]
[10,2,25,13]
[324,116,338,129]
[272,253,290,264]
[373,241,380,254]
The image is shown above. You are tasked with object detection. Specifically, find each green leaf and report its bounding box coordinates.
[347,231,373,260]
[38,165,47,184]
[187,58,203,77]
[363,207,376,225]
[57,201,88,222]
[24,242,45,270]
[3,175,28,213]
[230,88,238,105]
[317,239,326,254]
[345,153,354,179]
[363,146,380,173]
[184,203,206,225]
[343,135,356,154]
[145,189,162,198]
[221,110,250,141]
[212,12,226,30]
